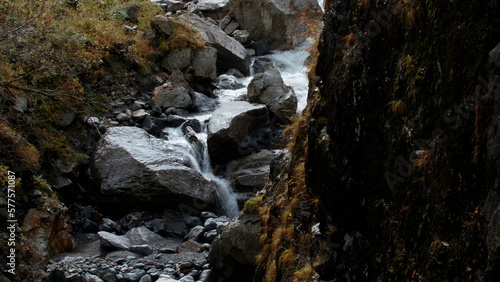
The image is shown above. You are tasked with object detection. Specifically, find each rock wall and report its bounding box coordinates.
[306,0,500,280]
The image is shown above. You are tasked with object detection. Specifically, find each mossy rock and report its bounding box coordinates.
[243,196,263,214]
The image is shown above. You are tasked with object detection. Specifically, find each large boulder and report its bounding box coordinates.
[151,70,193,110]
[177,13,249,74]
[209,213,261,279]
[162,48,192,72]
[192,92,216,112]
[207,101,270,163]
[227,0,322,49]
[142,116,167,137]
[192,46,218,81]
[98,226,167,254]
[98,231,132,250]
[151,86,192,109]
[125,226,167,245]
[215,74,245,90]
[91,127,217,206]
[247,65,297,123]
[224,150,280,192]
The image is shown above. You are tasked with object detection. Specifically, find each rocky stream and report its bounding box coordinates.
[38,1,321,281]
[4,0,499,281]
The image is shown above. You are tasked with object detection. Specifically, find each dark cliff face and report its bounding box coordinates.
[306,0,500,280]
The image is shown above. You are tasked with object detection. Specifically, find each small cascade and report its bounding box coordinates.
[260,43,312,113]
[249,56,257,77]
[163,125,240,219]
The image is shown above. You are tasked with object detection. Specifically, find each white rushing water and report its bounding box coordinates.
[261,46,311,113]
[317,0,325,12]
[215,42,313,114]
[161,125,240,218]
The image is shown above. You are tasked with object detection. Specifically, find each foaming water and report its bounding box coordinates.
[262,46,311,114]
[162,125,239,218]
[213,76,253,104]
[318,0,325,12]
[214,43,312,114]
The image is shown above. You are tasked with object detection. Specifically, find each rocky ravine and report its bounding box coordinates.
[253,0,500,281]
[7,1,323,282]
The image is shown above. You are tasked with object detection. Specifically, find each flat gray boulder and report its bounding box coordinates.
[98,226,166,254]
[98,231,131,250]
[177,13,249,74]
[207,101,270,163]
[125,226,167,245]
[188,0,230,19]
[162,48,192,72]
[91,127,217,206]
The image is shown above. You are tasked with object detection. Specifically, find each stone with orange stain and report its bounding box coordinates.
[20,207,74,257]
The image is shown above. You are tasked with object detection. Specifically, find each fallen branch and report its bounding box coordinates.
[9,4,55,34]
[0,81,86,111]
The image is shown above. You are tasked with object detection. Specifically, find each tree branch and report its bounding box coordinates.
[9,4,55,34]
[0,81,86,111]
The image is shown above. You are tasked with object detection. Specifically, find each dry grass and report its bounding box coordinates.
[0,0,165,171]
[279,247,297,268]
[345,32,356,46]
[396,0,421,28]
[389,99,406,115]
[0,120,40,170]
[158,20,205,51]
[293,262,314,281]
[255,104,322,280]
[0,0,162,88]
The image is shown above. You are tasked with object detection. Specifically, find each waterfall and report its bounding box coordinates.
[188,126,240,219]
[161,125,239,218]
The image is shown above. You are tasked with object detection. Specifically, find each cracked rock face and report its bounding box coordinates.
[177,13,250,74]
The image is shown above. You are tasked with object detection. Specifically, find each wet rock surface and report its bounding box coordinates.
[3,1,316,281]
[207,101,270,163]
[227,0,322,49]
[208,213,260,280]
[91,126,217,206]
[224,149,281,206]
